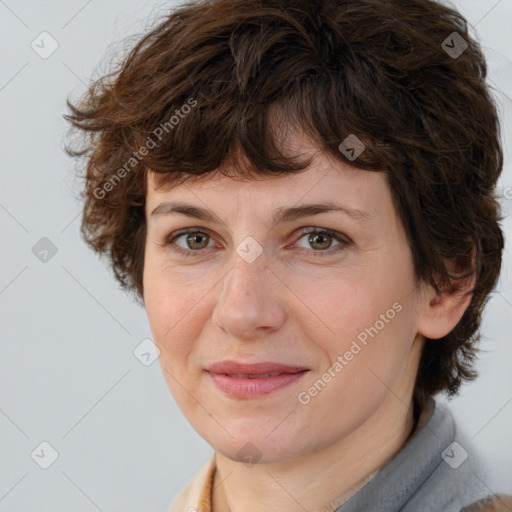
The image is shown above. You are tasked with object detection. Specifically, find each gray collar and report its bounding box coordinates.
[335,398,457,512]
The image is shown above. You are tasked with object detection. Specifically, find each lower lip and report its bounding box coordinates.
[207,371,309,398]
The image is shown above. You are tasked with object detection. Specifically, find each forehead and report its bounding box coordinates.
[147,159,387,202]
[145,129,393,223]
[145,167,396,241]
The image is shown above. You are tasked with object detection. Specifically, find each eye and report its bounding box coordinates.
[167,229,216,256]
[163,227,351,258]
[293,228,350,256]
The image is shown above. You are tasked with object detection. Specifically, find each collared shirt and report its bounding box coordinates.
[168,398,494,512]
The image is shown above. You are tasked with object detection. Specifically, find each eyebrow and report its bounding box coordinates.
[150,201,372,228]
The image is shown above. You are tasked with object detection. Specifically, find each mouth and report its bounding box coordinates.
[206,361,309,398]
[207,360,309,375]
[219,372,288,379]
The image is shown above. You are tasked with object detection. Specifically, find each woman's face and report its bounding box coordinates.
[143,133,429,464]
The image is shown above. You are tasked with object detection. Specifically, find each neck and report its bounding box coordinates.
[212,394,417,512]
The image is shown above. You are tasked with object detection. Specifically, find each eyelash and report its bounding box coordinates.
[163,227,351,258]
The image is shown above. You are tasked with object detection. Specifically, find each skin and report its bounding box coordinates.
[143,131,472,512]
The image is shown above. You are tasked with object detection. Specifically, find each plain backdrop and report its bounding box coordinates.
[0,0,511,510]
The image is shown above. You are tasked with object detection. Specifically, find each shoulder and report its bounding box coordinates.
[411,400,492,505]
[319,398,501,512]
[383,399,498,511]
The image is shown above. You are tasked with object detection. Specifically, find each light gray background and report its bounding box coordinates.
[0,1,511,510]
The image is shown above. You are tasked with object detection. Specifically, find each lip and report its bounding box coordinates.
[206,360,309,398]
[207,361,309,375]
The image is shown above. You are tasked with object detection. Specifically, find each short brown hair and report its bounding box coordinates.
[64,0,504,411]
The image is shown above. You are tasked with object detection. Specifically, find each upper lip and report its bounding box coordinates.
[206,361,309,375]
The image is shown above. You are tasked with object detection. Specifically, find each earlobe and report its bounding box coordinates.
[417,248,477,340]
[417,278,474,340]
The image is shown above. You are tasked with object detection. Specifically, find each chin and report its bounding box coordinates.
[204,421,313,466]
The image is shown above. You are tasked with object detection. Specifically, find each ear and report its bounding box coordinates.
[416,252,476,340]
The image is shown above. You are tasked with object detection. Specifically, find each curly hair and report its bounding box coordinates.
[64,0,504,411]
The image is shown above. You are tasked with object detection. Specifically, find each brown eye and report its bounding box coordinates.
[164,227,349,259]
[295,228,348,254]
[184,232,210,250]
[165,229,216,256]
[308,232,333,250]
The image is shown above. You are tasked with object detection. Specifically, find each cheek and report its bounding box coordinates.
[295,260,417,383]
[143,251,211,338]
[292,266,405,345]
[143,266,209,406]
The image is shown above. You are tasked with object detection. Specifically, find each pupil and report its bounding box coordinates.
[311,233,331,250]
[189,233,207,249]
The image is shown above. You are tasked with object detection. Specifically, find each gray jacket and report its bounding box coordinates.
[335,399,494,512]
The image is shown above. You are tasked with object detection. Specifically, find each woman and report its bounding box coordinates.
[64,0,510,510]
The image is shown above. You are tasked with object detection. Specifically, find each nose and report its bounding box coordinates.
[211,251,287,341]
